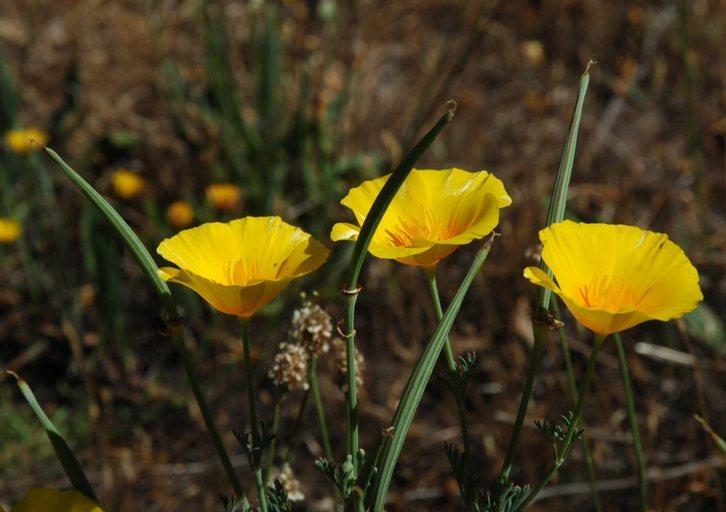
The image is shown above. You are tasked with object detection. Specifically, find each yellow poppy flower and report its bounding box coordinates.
[4,127,47,155]
[166,200,195,229]
[0,218,21,243]
[111,169,145,199]
[206,183,241,212]
[8,488,104,512]
[330,168,512,268]
[158,216,330,317]
[524,221,703,335]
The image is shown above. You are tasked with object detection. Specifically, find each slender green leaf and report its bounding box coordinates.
[367,237,495,511]
[8,371,98,502]
[535,60,594,320]
[43,147,179,322]
[343,104,455,291]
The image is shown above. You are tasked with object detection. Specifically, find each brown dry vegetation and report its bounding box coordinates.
[0,0,724,511]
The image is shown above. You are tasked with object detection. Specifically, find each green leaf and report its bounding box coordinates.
[8,371,98,502]
[43,147,179,322]
[366,237,495,511]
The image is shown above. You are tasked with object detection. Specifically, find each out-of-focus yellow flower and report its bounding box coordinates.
[0,218,21,243]
[157,216,329,317]
[166,200,195,229]
[331,168,511,268]
[4,127,47,155]
[7,488,105,512]
[111,169,145,199]
[206,183,241,211]
[524,221,703,335]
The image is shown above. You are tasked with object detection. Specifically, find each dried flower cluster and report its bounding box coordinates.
[332,338,365,392]
[291,300,333,355]
[268,343,310,392]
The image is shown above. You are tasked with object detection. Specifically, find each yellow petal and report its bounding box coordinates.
[526,221,703,335]
[11,488,104,512]
[332,168,511,267]
[158,216,329,317]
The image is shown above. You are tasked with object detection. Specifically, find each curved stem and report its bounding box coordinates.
[514,332,607,512]
[614,332,647,511]
[265,391,283,484]
[282,388,310,464]
[310,355,334,460]
[241,318,268,512]
[424,266,457,370]
[553,301,602,512]
[171,324,247,506]
[424,266,469,459]
[499,324,547,483]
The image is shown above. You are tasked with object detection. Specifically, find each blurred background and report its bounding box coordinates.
[0,0,724,510]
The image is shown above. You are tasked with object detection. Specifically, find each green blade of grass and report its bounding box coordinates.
[8,371,98,502]
[343,104,455,291]
[43,147,247,504]
[366,237,495,512]
[44,147,179,322]
[499,61,595,484]
[535,60,595,321]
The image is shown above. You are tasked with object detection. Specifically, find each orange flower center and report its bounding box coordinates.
[383,209,462,247]
[577,274,643,312]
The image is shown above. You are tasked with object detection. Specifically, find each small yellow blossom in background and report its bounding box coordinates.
[4,127,47,155]
[111,169,145,199]
[166,200,195,229]
[524,220,703,335]
[157,216,329,317]
[206,182,241,211]
[4,488,105,512]
[0,218,21,243]
[331,168,512,268]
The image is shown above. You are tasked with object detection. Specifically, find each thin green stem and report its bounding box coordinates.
[553,301,602,512]
[310,355,334,460]
[514,333,607,512]
[614,332,647,511]
[343,291,359,467]
[310,355,340,511]
[171,325,248,506]
[241,318,268,512]
[265,392,283,484]
[424,266,470,461]
[499,325,546,483]
[282,388,310,464]
[424,266,457,370]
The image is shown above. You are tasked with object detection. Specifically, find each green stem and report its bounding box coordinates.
[514,333,607,512]
[310,355,334,460]
[241,318,268,512]
[424,266,470,461]
[499,325,547,483]
[171,324,247,506]
[310,355,340,511]
[282,388,310,464]
[340,107,455,472]
[265,392,283,484]
[424,266,457,370]
[614,332,647,511]
[553,301,602,512]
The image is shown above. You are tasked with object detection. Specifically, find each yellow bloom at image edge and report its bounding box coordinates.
[2,488,104,512]
[524,220,703,335]
[157,216,329,317]
[0,218,21,243]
